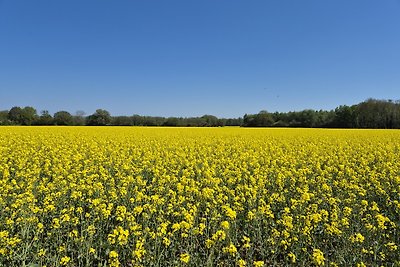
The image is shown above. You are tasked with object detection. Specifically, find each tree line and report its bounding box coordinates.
[1,98,400,128]
[0,107,243,127]
[243,99,400,128]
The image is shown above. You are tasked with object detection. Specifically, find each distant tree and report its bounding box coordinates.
[8,106,38,125]
[36,110,54,125]
[163,117,182,126]
[183,117,199,127]
[224,118,242,126]
[131,115,144,126]
[394,100,400,128]
[0,110,9,125]
[142,116,164,126]
[270,112,288,127]
[73,110,86,126]
[8,106,23,124]
[86,109,111,126]
[272,120,289,127]
[201,115,218,126]
[3,98,399,129]
[254,111,274,127]
[333,105,357,128]
[355,98,400,128]
[54,111,73,125]
[21,106,38,125]
[217,118,226,127]
[243,111,274,127]
[298,109,317,127]
[315,110,335,128]
[112,116,133,126]
[243,114,256,127]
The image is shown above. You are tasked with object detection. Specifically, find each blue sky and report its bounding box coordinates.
[1,0,399,118]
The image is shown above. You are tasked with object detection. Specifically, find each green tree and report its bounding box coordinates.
[201,115,218,126]
[86,109,111,126]
[37,110,54,125]
[163,117,181,126]
[8,106,37,125]
[243,114,256,127]
[21,106,38,125]
[73,111,86,126]
[298,109,317,127]
[8,106,23,124]
[255,110,274,127]
[333,105,356,128]
[0,110,9,125]
[112,116,133,126]
[54,111,73,125]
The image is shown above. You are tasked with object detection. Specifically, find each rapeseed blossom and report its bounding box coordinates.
[59,256,70,266]
[180,253,190,263]
[312,249,325,266]
[253,260,264,267]
[0,127,399,266]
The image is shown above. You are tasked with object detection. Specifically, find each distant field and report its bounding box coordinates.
[0,127,399,266]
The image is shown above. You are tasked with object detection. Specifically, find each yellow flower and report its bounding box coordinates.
[242,235,251,249]
[38,248,46,257]
[253,260,264,267]
[133,240,146,260]
[222,243,238,256]
[211,230,226,242]
[205,239,214,248]
[109,250,119,258]
[37,222,44,232]
[237,259,247,267]
[220,220,230,230]
[109,250,120,267]
[52,218,60,229]
[60,256,70,266]
[375,214,390,229]
[162,237,171,247]
[247,210,255,220]
[171,223,181,232]
[288,252,296,263]
[180,253,190,264]
[343,206,352,216]
[223,205,237,220]
[385,242,398,251]
[2,125,400,266]
[87,225,96,236]
[350,233,365,243]
[312,249,325,266]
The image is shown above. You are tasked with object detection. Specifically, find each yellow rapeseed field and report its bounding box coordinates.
[0,127,399,266]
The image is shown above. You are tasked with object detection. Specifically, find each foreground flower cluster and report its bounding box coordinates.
[0,127,399,266]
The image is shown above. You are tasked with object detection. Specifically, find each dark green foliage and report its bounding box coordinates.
[112,116,134,126]
[86,109,112,126]
[355,99,400,128]
[36,110,54,125]
[243,99,400,128]
[8,106,38,125]
[2,98,400,128]
[163,117,182,127]
[53,111,73,126]
[201,115,219,126]
[7,106,23,124]
[72,111,86,126]
[0,110,10,125]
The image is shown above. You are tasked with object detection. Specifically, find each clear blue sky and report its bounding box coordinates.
[1,0,399,118]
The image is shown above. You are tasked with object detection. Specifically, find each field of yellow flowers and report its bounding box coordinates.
[0,127,399,266]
